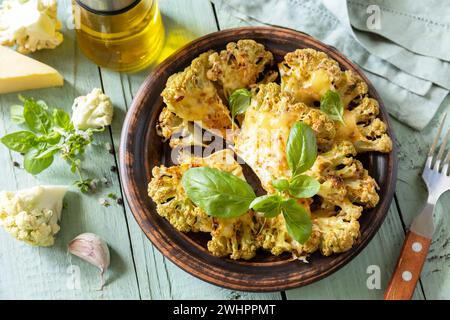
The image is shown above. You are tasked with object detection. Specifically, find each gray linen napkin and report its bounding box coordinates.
[212,0,449,130]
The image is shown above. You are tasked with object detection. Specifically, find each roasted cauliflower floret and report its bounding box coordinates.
[314,215,360,256]
[156,107,205,148]
[207,212,261,260]
[279,48,342,105]
[0,0,63,53]
[161,51,231,137]
[334,70,368,107]
[309,141,380,210]
[336,97,392,153]
[148,165,212,233]
[207,40,274,98]
[258,213,321,259]
[235,83,336,191]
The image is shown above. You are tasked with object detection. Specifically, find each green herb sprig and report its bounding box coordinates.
[0,96,103,192]
[228,88,252,128]
[182,121,321,244]
[320,90,345,124]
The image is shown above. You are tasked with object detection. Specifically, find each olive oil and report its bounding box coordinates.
[74,0,164,73]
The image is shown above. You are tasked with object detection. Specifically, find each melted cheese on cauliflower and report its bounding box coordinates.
[234,83,335,192]
[161,51,232,138]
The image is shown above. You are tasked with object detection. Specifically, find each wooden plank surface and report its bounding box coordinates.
[0,1,140,299]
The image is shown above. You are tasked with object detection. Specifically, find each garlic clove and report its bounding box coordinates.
[68,233,110,289]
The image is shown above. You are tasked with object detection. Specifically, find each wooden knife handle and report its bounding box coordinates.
[384,231,431,300]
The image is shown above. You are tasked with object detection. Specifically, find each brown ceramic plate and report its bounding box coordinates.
[120,26,397,292]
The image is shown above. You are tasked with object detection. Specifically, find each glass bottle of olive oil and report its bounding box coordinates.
[73,0,164,73]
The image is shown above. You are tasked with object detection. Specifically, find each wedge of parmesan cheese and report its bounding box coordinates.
[0,46,63,94]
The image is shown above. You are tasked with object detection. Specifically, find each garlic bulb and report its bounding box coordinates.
[68,233,110,289]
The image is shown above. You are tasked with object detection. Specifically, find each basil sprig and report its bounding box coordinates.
[0,96,102,192]
[182,121,321,244]
[182,167,256,218]
[228,88,251,125]
[320,90,345,124]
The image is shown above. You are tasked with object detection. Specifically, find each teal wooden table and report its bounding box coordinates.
[1,0,449,300]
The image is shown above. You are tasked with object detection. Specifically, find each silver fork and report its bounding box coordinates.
[385,113,450,300]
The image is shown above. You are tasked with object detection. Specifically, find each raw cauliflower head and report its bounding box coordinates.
[71,88,114,130]
[0,0,63,54]
[161,51,232,138]
[0,185,68,246]
[207,39,274,98]
[234,83,335,192]
[336,97,392,153]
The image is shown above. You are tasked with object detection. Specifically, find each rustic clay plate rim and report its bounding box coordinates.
[120,26,398,292]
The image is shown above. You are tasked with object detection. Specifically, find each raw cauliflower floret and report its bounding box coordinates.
[336,97,392,153]
[0,185,67,246]
[314,215,360,256]
[258,211,321,259]
[161,51,232,138]
[207,39,274,98]
[279,48,342,105]
[208,212,261,260]
[71,88,114,130]
[0,0,63,54]
[156,107,206,148]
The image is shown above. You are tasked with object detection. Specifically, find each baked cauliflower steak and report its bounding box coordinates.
[207,39,274,98]
[148,150,261,260]
[234,83,336,192]
[305,141,379,255]
[161,51,232,138]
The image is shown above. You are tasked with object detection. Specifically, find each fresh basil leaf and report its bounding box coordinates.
[42,131,62,145]
[286,122,317,175]
[34,145,60,159]
[272,179,289,192]
[250,194,283,218]
[320,90,344,123]
[182,167,256,218]
[229,88,251,123]
[53,108,72,130]
[10,105,25,124]
[281,198,312,244]
[23,98,52,134]
[289,174,320,198]
[0,131,37,153]
[24,149,54,175]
